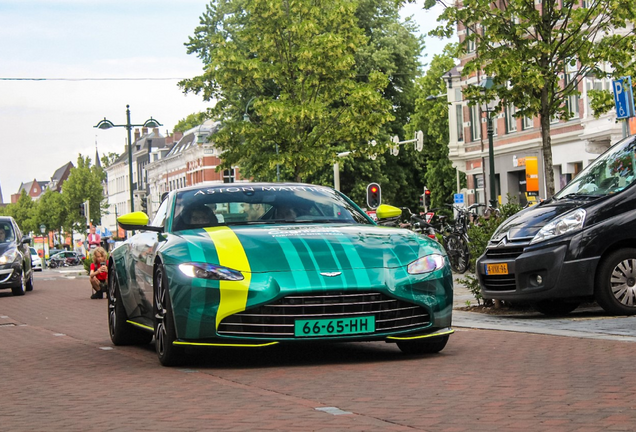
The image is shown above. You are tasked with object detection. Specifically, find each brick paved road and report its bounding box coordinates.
[1,270,635,431]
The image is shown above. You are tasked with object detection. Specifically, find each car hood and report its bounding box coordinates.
[0,242,16,256]
[493,200,584,240]
[164,224,444,273]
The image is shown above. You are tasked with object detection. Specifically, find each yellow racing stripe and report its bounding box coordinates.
[204,226,252,330]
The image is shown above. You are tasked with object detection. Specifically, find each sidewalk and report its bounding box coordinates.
[451,272,636,342]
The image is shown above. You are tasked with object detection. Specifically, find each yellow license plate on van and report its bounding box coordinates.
[486,263,508,275]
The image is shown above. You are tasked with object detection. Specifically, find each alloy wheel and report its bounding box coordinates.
[610,258,636,306]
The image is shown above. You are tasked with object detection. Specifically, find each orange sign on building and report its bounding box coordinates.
[525,156,540,196]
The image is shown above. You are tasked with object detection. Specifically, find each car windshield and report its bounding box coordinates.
[30,247,37,255]
[555,136,636,199]
[171,184,371,231]
[0,223,15,242]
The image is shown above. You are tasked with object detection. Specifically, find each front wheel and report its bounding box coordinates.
[154,264,184,366]
[595,248,636,315]
[444,234,469,274]
[397,335,449,355]
[11,270,27,296]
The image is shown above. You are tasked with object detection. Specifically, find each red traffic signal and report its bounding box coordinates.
[366,183,381,209]
[424,188,431,207]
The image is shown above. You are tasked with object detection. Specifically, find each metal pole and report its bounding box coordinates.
[334,161,340,191]
[126,105,134,212]
[487,113,497,208]
[275,144,280,182]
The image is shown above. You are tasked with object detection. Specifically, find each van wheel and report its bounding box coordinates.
[533,299,579,316]
[595,248,636,315]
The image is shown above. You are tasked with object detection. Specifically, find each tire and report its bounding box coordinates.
[154,264,184,366]
[25,270,33,292]
[595,248,636,315]
[108,266,153,345]
[11,269,27,296]
[444,234,469,274]
[533,299,579,316]
[397,335,449,355]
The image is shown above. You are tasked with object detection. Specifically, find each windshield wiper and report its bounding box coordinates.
[556,193,600,200]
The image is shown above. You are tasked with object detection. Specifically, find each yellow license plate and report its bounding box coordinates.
[486,263,508,275]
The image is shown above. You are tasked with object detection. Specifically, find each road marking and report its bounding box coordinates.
[315,407,353,415]
[99,347,113,350]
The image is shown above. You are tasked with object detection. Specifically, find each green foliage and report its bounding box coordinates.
[428,0,636,197]
[306,0,428,208]
[180,0,394,182]
[406,45,458,211]
[3,191,37,233]
[457,198,523,305]
[174,112,210,133]
[100,152,120,168]
[36,190,67,236]
[62,155,107,230]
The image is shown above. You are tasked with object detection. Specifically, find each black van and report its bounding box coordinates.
[477,135,636,316]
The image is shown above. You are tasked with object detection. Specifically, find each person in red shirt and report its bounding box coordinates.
[89,247,108,299]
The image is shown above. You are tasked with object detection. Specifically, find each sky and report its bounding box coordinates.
[0,0,451,203]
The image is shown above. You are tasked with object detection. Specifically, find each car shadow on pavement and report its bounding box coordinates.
[178,341,449,370]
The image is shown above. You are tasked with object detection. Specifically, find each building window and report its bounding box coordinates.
[456,104,464,142]
[466,27,476,53]
[523,116,534,130]
[223,169,235,183]
[505,104,517,133]
[470,106,481,141]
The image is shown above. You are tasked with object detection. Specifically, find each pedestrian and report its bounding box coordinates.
[89,247,108,299]
[87,225,101,251]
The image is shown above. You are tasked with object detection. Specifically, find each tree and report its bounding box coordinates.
[174,112,209,133]
[3,191,37,233]
[62,155,107,230]
[428,0,636,196]
[180,0,394,182]
[35,189,68,238]
[100,152,120,169]
[406,45,460,211]
[307,0,428,208]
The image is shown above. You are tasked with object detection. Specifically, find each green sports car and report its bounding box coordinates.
[109,183,454,366]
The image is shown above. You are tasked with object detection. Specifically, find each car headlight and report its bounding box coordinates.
[407,254,445,275]
[530,208,586,245]
[0,249,18,265]
[178,263,244,281]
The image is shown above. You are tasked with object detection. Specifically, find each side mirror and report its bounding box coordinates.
[117,211,163,233]
[21,236,32,245]
[376,204,402,219]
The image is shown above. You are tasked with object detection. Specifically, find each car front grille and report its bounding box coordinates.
[482,274,517,291]
[217,292,430,338]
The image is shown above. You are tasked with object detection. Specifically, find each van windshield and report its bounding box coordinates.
[555,136,636,199]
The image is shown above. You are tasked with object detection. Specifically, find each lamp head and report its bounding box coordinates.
[94,118,115,130]
[143,118,162,128]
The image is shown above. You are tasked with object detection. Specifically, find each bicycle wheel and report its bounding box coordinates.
[444,233,469,274]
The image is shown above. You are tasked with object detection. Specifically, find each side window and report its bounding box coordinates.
[151,198,169,228]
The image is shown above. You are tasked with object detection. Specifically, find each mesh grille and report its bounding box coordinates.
[482,274,517,291]
[485,246,525,260]
[218,292,430,338]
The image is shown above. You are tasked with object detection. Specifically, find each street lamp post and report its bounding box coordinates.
[95,105,162,212]
[479,77,498,208]
[243,98,280,182]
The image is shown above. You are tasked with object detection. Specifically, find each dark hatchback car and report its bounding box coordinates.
[477,135,636,316]
[48,251,83,268]
[0,216,34,296]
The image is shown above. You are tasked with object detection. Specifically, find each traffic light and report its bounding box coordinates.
[141,197,148,213]
[366,183,381,209]
[79,202,86,217]
[419,194,425,207]
[424,188,431,208]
